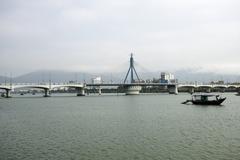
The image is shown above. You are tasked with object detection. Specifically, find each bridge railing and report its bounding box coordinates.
[178,83,240,88]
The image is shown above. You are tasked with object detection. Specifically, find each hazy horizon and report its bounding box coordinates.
[1,0,240,76]
[1,69,240,84]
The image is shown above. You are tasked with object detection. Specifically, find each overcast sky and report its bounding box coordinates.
[1,0,240,76]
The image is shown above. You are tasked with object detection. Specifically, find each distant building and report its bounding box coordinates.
[68,80,76,84]
[133,79,145,83]
[210,80,224,85]
[160,72,177,83]
[92,76,102,84]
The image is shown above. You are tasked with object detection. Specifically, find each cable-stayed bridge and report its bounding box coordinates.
[1,54,240,98]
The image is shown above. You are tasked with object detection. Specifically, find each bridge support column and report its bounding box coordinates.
[237,88,240,94]
[6,89,12,98]
[76,87,85,96]
[98,87,102,95]
[189,88,194,94]
[168,85,178,94]
[206,88,211,93]
[44,89,50,97]
[125,86,141,95]
[220,88,225,93]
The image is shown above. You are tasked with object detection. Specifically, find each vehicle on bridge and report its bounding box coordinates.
[182,93,226,105]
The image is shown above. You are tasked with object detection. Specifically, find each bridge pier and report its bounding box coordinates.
[76,87,85,96]
[125,86,142,95]
[220,88,225,93]
[206,88,211,93]
[5,89,12,98]
[237,88,240,94]
[98,87,102,95]
[189,88,194,94]
[168,85,178,94]
[43,89,50,97]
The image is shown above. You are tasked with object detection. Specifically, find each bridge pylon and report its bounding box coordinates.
[123,54,142,95]
[124,53,140,84]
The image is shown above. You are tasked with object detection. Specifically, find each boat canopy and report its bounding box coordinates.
[192,93,220,97]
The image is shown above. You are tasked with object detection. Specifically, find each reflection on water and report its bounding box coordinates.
[0,93,240,160]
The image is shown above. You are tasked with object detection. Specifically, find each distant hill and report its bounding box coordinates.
[174,69,240,83]
[0,69,240,84]
[0,76,10,84]
[0,70,126,84]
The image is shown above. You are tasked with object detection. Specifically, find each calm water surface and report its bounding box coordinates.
[0,93,240,160]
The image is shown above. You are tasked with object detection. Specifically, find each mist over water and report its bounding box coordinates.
[0,93,240,160]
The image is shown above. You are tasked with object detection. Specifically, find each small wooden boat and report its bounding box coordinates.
[182,93,226,105]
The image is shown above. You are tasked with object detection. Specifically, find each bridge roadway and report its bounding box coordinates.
[0,83,240,98]
[178,84,240,94]
[0,83,177,97]
[87,83,240,95]
[86,83,177,87]
[86,83,240,88]
[0,83,85,98]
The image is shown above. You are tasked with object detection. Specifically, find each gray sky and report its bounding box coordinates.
[1,0,240,76]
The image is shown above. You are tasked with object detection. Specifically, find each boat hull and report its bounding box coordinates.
[192,98,226,105]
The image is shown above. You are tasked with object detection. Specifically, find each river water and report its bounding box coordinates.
[0,93,240,160]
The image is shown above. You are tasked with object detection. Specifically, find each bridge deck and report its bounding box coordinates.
[86,83,177,87]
